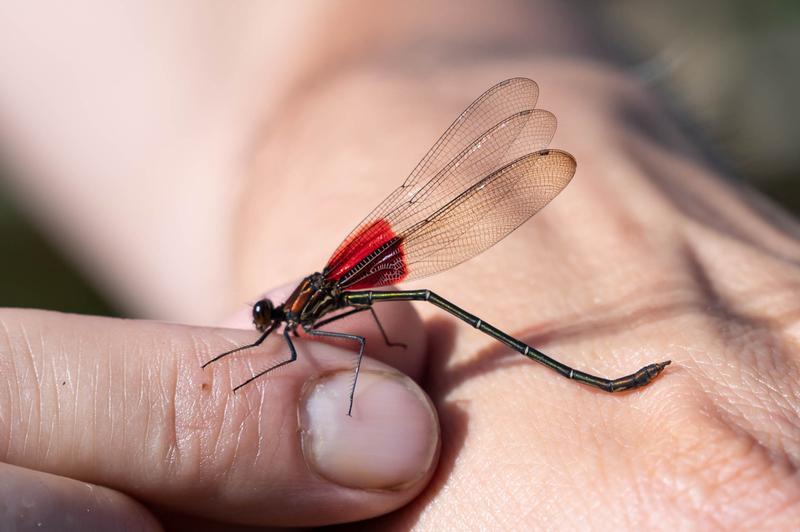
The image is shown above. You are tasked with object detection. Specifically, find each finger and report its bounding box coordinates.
[221,281,427,380]
[0,462,161,531]
[0,308,439,527]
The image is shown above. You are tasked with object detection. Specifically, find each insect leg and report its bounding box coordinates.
[304,326,365,416]
[366,307,407,349]
[310,306,369,329]
[232,326,298,393]
[312,306,406,349]
[202,321,278,369]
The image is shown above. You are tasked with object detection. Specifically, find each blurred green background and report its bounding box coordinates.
[0,188,119,316]
[1,1,798,317]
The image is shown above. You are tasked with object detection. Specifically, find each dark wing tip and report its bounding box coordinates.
[503,76,537,85]
[535,148,577,170]
[495,77,539,96]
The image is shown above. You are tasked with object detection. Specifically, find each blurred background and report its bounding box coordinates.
[1,0,798,318]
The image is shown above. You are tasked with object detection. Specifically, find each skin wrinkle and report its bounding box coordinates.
[221,383,262,486]
[697,399,800,506]
[121,327,127,472]
[43,354,56,463]
[198,398,232,496]
[732,327,792,388]
[55,341,69,455]
[257,384,285,470]
[183,331,218,483]
[773,303,800,332]
[632,450,671,524]
[211,349,264,488]
[736,184,800,244]
[134,341,148,471]
[654,434,702,525]
[158,344,179,481]
[254,383,286,470]
[629,133,800,266]
[92,344,100,461]
[729,281,800,329]
[618,479,638,531]
[716,181,800,263]
[105,333,115,465]
[140,348,153,485]
[229,400,249,477]
[72,322,82,465]
[749,369,792,404]
[699,287,800,389]
[58,349,72,440]
[168,333,181,479]
[257,380,290,464]
[144,336,165,478]
[164,402,178,477]
[681,244,800,467]
[753,482,800,529]
[719,435,800,524]
[34,328,47,461]
[711,383,800,471]
[0,382,10,461]
[583,141,681,244]
[209,389,233,481]
[19,321,37,461]
[706,371,799,470]
[547,278,701,344]
[584,436,614,514]
[689,240,800,333]
[0,316,17,460]
[749,418,800,471]
[194,336,234,482]
[684,248,774,346]
[600,420,646,526]
[254,385,266,464]
[664,428,752,526]
[747,344,800,421]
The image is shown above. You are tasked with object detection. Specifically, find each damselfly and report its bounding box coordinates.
[204,78,670,414]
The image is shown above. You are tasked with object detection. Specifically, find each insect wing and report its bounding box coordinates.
[326,78,556,285]
[336,150,576,289]
[399,149,576,282]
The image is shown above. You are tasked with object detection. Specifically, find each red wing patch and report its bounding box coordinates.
[324,219,408,289]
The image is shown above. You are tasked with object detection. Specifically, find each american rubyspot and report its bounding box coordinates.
[204,78,670,415]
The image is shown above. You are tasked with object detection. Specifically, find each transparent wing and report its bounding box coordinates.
[401,150,576,280]
[335,150,576,289]
[398,78,539,191]
[326,78,552,277]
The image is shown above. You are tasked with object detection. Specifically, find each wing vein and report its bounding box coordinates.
[324,78,575,289]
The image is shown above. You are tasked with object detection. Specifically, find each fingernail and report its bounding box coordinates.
[299,370,439,490]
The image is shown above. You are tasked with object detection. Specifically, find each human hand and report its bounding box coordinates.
[0,300,439,529]
[234,62,800,528]
[2,2,798,528]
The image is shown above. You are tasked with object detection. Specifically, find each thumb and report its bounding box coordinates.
[0,308,439,527]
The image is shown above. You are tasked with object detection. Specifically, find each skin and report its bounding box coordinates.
[0,1,799,529]
[238,62,800,529]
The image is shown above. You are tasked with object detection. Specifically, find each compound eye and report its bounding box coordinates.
[252,298,274,331]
